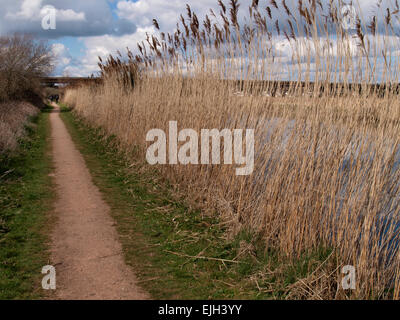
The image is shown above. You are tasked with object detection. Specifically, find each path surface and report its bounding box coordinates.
[49,106,148,300]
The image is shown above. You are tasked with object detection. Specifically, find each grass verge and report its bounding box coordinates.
[0,108,54,299]
[60,107,334,300]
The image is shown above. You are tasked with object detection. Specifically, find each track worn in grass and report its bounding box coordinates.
[0,109,54,299]
[60,107,334,300]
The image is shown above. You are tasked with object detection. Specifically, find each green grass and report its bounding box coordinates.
[0,109,54,299]
[60,108,334,300]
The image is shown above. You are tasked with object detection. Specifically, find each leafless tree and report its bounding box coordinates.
[0,33,54,102]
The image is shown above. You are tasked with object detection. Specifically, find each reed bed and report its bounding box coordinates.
[64,0,400,299]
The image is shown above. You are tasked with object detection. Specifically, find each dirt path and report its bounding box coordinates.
[49,106,148,300]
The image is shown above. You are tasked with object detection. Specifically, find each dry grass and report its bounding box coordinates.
[0,102,39,154]
[63,0,400,299]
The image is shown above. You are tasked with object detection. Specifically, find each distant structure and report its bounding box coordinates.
[39,77,101,87]
[48,94,59,103]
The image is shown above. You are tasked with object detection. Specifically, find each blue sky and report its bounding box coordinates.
[0,0,397,77]
[0,0,224,76]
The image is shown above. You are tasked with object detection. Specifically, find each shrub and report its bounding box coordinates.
[0,33,53,102]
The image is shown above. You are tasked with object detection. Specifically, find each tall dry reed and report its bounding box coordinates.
[64,0,400,299]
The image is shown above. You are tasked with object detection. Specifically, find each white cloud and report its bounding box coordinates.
[1,0,136,38]
[53,0,400,77]
[52,43,67,56]
[59,0,222,76]
[60,27,155,76]
[7,0,85,22]
[52,43,72,66]
[116,0,219,32]
[6,0,42,19]
[52,8,86,22]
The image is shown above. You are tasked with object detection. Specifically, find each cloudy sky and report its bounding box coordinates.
[0,0,394,77]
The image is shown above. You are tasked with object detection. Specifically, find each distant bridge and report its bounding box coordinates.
[39,77,400,97]
[39,77,102,87]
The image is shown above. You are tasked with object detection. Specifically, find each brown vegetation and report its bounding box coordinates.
[0,33,53,155]
[63,0,400,299]
[0,101,38,154]
[0,33,53,103]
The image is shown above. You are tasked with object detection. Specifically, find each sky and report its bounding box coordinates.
[0,0,396,77]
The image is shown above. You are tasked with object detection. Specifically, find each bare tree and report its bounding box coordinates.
[0,33,54,102]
